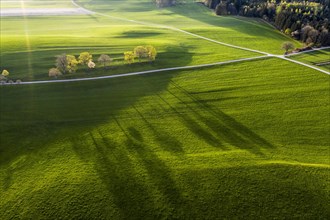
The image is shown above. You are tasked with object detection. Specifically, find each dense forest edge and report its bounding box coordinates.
[204,0,330,46]
[155,0,330,47]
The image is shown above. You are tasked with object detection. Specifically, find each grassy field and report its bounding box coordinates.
[77,0,302,54]
[1,58,329,219]
[0,0,329,219]
[0,0,301,81]
[291,49,330,71]
[0,15,257,81]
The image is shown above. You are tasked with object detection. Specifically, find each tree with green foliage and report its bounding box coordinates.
[284,28,291,35]
[134,46,148,62]
[281,42,295,53]
[78,52,92,65]
[98,54,112,69]
[66,55,79,73]
[1,69,9,77]
[146,45,157,62]
[124,51,135,64]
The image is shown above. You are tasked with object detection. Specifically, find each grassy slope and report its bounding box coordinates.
[0,0,329,219]
[1,0,301,81]
[78,0,302,54]
[290,49,330,71]
[1,58,329,219]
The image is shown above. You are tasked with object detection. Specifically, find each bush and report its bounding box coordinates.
[285,28,292,35]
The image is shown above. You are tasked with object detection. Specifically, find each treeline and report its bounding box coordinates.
[203,0,330,46]
[49,46,157,78]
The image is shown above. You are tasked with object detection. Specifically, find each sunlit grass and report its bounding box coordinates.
[0,15,258,81]
[0,0,329,219]
[77,0,301,54]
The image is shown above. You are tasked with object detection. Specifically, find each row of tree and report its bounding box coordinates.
[125,45,158,64]
[49,46,157,78]
[0,69,23,84]
[203,0,330,46]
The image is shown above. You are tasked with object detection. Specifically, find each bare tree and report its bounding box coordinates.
[56,54,67,74]
[97,54,112,69]
[48,68,62,78]
[281,42,295,54]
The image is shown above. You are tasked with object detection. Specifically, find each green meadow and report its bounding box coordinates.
[0,0,329,219]
[78,0,302,54]
[1,15,257,81]
[0,0,302,81]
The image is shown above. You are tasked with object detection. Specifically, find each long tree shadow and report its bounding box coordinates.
[157,80,275,155]
[132,105,185,154]
[138,74,267,153]
[72,131,155,219]
[0,45,193,189]
[123,125,187,219]
[71,117,188,218]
